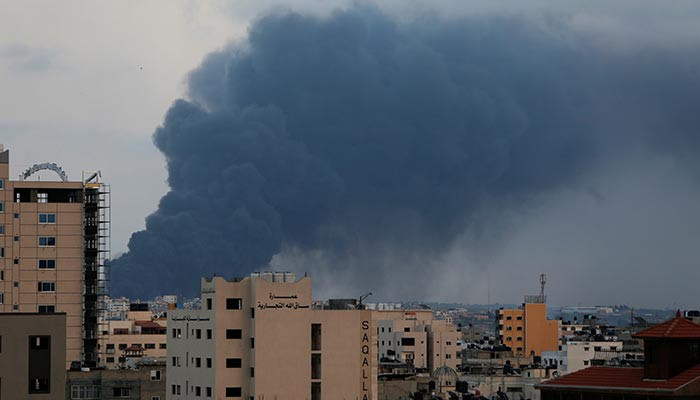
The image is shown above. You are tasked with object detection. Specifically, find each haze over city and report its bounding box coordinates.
[2,0,700,308]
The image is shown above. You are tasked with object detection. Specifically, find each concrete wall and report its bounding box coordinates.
[0,312,66,400]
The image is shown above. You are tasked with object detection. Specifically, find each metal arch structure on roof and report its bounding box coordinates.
[20,162,69,182]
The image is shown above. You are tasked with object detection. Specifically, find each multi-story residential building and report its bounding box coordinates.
[374,310,461,376]
[542,340,624,375]
[0,145,110,367]
[0,312,67,399]
[103,304,167,368]
[168,272,377,400]
[497,295,560,357]
[67,360,166,400]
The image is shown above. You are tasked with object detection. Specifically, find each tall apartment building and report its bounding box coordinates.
[0,312,67,400]
[0,145,110,367]
[497,297,560,356]
[168,272,378,400]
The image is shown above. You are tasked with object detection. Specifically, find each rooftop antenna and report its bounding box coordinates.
[540,273,546,298]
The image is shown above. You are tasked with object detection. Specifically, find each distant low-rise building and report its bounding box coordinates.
[542,340,624,375]
[103,304,167,368]
[538,311,700,399]
[0,312,66,400]
[67,360,166,400]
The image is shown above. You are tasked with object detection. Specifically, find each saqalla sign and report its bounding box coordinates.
[361,320,371,400]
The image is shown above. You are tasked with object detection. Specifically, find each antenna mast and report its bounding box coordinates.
[540,273,546,299]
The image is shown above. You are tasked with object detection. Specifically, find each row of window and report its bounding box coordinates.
[106,343,166,351]
[505,326,523,331]
[0,213,57,227]
[0,295,54,311]
[0,237,58,252]
[0,282,58,293]
[504,336,524,342]
[172,328,246,340]
[171,385,243,398]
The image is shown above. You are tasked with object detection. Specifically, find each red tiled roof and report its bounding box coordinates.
[134,320,163,329]
[634,311,700,339]
[539,365,700,392]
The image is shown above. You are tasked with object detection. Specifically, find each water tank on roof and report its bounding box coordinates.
[262,272,273,281]
[284,272,296,282]
[273,272,285,282]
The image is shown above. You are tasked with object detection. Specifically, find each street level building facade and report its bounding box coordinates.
[168,272,377,400]
[0,145,110,367]
[0,312,67,400]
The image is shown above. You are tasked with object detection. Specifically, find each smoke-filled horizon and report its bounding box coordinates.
[111,4,700,303]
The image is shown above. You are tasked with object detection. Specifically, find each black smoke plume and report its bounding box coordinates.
[112,5,700,298]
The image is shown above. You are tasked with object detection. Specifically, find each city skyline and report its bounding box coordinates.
[3,1,700,308]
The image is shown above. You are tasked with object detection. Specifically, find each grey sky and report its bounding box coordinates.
[2,1,700,308]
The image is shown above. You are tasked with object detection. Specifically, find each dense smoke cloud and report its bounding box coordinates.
[112,4,700,299]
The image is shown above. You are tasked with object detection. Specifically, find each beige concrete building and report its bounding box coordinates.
[0,145,110,367]
[168,272,377,400]
[0,312,67,400]
[104,308,167,369]
[374,310,461,376]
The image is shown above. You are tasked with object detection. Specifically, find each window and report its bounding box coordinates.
[71,385,101,399]
[206,387,212,397]
[404,327,410,332]
[119,344,127,350]
[196,329,201,339]
[0,247,3,257]
[251,307,255,318]
[516,326,523,331]
[0,293,3,304]
[150,370,161,381]
[517,337,523,341]
[206,298,212,310]
[159,343,167,349]
[226,298,242,310]
[196,357,201,368]
[0,202,3,212]
[251,337,254,348]
[516,316,523,320]
[251,367,255,377]
[39,213,56,223]
[38,236,56,246]
[152,397,161,400]
[206,358,212,368]
[226,387,242,397]
[226,358,242,368]
[0,178,3,189]
[13,235,18,242]
[113,388,131,398]
[38,282,56,292]
[145,343,156,349]
[226,329,242,339]
[13,258,18,265]
[13,212,18,218]
[196,387,201,396]
[37,193,48,203]
[207,329,212,339]
[401,337,415,346]
[506,316,512,320]
[39,259,56,269]
[172,328,177,338]
[0,225,3,234]
[106,357,114,363]
[38,305,56,313]
[584,360,590,366]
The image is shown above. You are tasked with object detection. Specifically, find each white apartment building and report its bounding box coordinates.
[542,340,623,375]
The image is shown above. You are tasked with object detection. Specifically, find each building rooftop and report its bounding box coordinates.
[633,311,700,339]
[538,365,700,392]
